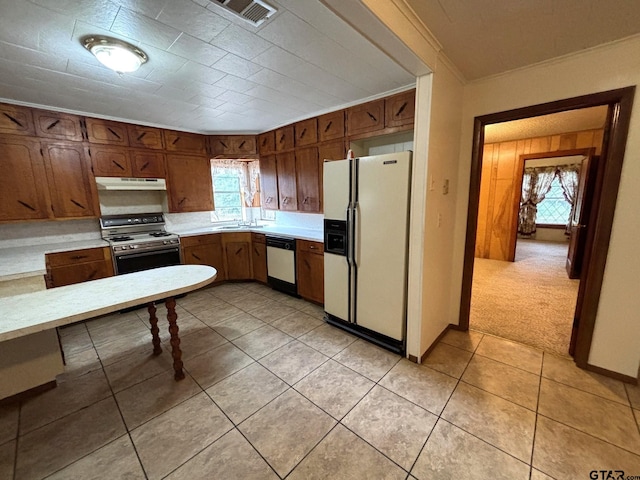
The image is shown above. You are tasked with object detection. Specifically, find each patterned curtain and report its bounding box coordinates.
[518,166,557,235]
[210,159,259,207]
[557,163,582,235]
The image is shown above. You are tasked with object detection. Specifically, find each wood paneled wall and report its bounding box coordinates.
[476,128,604,261]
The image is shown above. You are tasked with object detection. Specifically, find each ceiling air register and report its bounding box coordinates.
[211,0,276,26]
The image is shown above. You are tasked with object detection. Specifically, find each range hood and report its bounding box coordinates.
[95,177,166,191]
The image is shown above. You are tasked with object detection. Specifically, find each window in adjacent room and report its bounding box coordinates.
[536,175,572,225]
[210,159,260,222]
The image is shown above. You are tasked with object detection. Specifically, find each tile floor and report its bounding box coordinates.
[2,281,640,479]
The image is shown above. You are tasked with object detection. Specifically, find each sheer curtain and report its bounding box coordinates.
[557,163,582,234]
[518,166,557,235]
[210,159,259,207]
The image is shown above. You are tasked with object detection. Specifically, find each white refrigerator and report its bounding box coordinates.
[323,151,412,354]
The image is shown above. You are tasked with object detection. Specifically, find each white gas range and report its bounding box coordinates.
[100,213,182,275]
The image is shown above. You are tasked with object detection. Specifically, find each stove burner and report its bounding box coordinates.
[111,235,134,242]
[149,232,171,237]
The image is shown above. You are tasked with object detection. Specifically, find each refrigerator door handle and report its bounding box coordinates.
[352,203,358,268]
[346,204,354,267]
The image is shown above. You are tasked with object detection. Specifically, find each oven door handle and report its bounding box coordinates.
[115,247,180,261]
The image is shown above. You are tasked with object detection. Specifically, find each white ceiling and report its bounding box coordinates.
[0,0,416,133]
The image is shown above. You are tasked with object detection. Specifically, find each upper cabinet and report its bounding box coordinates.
[89,145,132,177]
[130,150,165,178]
[127,125,164,150]
[385,90,416,129]
[209,135,257,156]
[260,154,278,210]
[165,153,213,213]
[163,130,207,154]
[295,147,320,213]
[33,110,84,142]
[346,99,385,137]
[318,110,345,142]
[295,118,318,147]
[85,118,129,146]
[0,104,35,136]
[275,125,294,152]
[258,131,275,155]
[276,151,297,211]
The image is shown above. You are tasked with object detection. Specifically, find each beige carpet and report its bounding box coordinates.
[470,239,580,356]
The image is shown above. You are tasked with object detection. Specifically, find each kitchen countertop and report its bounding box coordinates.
[171,224,324,243]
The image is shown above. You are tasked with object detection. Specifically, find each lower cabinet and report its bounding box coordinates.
[45,247,114,288]
[181,234,226,283]
[222,232,253,280]
[296,240,324,304]
[251,233,267,283]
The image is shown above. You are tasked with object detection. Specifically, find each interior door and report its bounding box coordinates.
[566,153,596,279]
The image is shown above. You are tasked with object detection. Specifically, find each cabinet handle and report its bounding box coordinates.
[395,102,408,117]
[178,197,186,205]
[265,197,272,204]
[279,134,285,144]
[112,160,125,170]
[107,127,121,140]
[300,128,306,139]
[235,248,242,255]
[17,200,36,211]
[72,255,88,260]
[304,259,310,268]
[282,196,289,205]
[87,269,98,280]
[253,247,260,255]
[219,140,228,149]
[309,245,317,250]
[261,138,267,147]
[3,112,23,128]
[192,253,201,261]
[46,119,60,130]
[70,199,86,209]
[136,132,147,141]
[238,140,246,148]
[324,121,332,133]
[172,137,180,145]
[367,112,377,122]
[140,161,149,171]
[303,196,309,205]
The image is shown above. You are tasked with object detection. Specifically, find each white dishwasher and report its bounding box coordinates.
[266,236,297,296]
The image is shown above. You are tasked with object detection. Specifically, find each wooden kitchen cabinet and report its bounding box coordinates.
[222,232,252,280]
[295,118,318,147]
[257,131,275,155]
[295,147,320,213]
[0,136,51,222]
[127,125,164,150]
[385,89,415,129]
[85,118,129,146]
[130,149,165,178]
[45,247,114,288]
[89,145,132,177]
[42,142,99,219]
[260,154,279,209]
[276,151,297,211]
[0,104,35,136]
[318,110,345,142]
[210,135,257,156]
[275,125,294,152]
[33,109,84,142]
[164,130,207,154]
[165,154,214,213]
[251,233,267,283]
[181,234,226,283]
[297,240,324,304]
[346,99,385,136]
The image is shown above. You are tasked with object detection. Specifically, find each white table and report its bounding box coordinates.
[0,265,217,399]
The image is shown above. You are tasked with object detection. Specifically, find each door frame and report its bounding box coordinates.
[458,86,635,370]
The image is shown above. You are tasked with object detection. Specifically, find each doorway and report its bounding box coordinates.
[459,87,635,370]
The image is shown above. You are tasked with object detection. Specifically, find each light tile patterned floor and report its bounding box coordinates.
[2,281,640,479]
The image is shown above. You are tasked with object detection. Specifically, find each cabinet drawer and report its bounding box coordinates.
[297,239,323,254]
[46,247,110,267]
[180,234,221,248]
[251,232,266,244]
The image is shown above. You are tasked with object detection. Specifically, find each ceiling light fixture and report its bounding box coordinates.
[82,35,148,74]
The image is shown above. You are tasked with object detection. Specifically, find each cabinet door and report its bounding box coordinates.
[275,125,294,152]
[85,118,129,146]
[260,154,278,209]
[232,135,257,155]
[252,241,267,283]
[0,104,35,136]
[385,89,415,129]
[295,147,320,212]
[0,136,50,221]
[183,243,226,282]
[164,130,207,154]
[318,110,345,142]
[317,140,346,213]
[33,110,84,142]
[276,151,297,211]
[166,154,213,212]
[48,260,113,287]
[42,142,98,218]
[89,145,132,177]
[295,118,318,147]
[346,99,385,136]
[297,250,324,304]
[130,150,165,178]
[257,131,275,155]
[127,125,164,150]
[225,241,252,280]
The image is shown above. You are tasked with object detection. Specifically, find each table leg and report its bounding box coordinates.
[166,297,185,380]
[148,303,162,356]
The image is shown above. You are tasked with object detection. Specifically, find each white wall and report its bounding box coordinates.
[451,36,640,377]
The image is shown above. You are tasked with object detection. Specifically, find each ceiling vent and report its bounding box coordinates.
[211,0,277,26]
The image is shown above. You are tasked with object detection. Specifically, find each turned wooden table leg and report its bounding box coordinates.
[148,302,162,355]
[166,297,185,380]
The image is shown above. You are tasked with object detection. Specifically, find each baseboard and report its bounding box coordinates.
[419,325,453,364]
[0,380,57,406]
[586,363,638,385]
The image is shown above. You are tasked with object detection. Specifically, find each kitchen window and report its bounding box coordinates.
[210,159,260,222]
